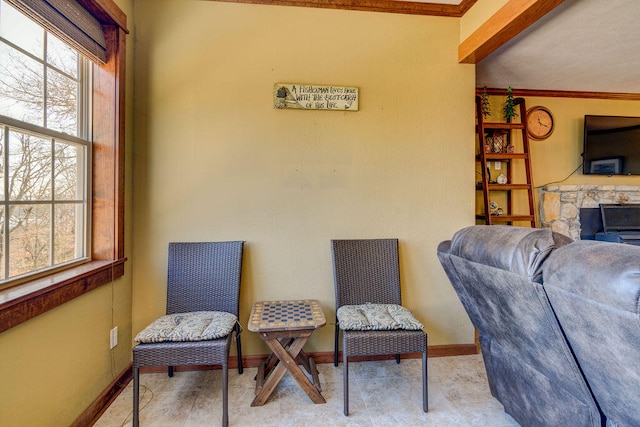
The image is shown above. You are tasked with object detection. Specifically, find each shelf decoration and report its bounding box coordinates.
[503,86,518,122]
[480,86,491,118]
[274,83,359,111]
[488,131,507,153]
[489,201,504,216]
[475,92,537,227]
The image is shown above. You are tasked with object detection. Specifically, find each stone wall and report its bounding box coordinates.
[540,185,640,240]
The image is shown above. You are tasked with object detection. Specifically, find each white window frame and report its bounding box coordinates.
[0,7,92,286]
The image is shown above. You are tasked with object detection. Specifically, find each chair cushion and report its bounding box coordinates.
[337,303,424,331]
[134,311,237,343]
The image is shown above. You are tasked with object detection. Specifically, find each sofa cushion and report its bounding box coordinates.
[545,240,640,311]
[449,225,573,282]
[134,311,237,343]
[543,239,640,427]
[337,303,424,331]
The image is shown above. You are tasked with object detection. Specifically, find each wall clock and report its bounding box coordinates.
[526,106,554,140]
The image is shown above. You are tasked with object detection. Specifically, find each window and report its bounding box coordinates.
[0,0,90,285]
[0,0,126,334]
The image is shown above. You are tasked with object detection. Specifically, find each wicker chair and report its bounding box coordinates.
[132,241,244,427]
[331,239,428,416]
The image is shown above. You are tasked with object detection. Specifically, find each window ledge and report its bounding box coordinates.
[0,259,126,333]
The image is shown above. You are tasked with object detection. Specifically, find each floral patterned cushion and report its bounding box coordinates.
[134,311,237,343]
[337,303,424,331]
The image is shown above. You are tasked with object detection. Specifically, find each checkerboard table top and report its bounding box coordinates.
[248,299,326,332]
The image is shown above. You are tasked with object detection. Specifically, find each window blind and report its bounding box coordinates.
[5,0,107,63]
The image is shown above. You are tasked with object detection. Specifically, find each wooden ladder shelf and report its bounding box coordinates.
[476,96,537,227]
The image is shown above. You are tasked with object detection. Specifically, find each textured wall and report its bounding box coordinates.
[131,0,477,355]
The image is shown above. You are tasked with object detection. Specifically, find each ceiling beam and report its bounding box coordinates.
[209,0,478,17]
[459,0,565,64]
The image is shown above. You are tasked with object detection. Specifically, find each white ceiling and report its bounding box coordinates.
[475,0,640,94]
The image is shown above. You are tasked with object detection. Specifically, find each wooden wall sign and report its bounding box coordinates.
[274,83,359,111]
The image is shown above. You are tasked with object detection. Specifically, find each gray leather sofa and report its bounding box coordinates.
[437,225,602,426]
[543,240,640,427]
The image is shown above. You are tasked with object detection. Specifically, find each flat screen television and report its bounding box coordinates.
[583,115,640,175]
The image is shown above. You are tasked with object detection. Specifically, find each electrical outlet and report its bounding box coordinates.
[110,326,118,349]
[494,161,501,170]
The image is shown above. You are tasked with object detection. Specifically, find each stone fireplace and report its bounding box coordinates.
[540,185,640,240]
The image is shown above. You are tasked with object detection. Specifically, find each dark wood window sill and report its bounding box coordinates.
[0,259,126,334]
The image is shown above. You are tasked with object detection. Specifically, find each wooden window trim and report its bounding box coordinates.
[0,0,127,333]
[0,259,125,333]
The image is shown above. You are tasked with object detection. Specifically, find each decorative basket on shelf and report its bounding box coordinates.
[486,132,507,153]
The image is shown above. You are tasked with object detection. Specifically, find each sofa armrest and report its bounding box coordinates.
[437,240,452,254]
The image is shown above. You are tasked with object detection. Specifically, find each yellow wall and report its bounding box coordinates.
[131,0,477,356]
[520,96,640,188]
[0,0,135,425]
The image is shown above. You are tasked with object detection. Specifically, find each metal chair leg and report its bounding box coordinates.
[222,361,229,427]
[343,347,349,416]
[133,366,140,427]
[396,354,401,364]
[334,324,340,367]
[423,349,428,412]
[236,324,243,375]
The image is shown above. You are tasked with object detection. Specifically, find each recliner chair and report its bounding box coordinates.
[437,225,602,426]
